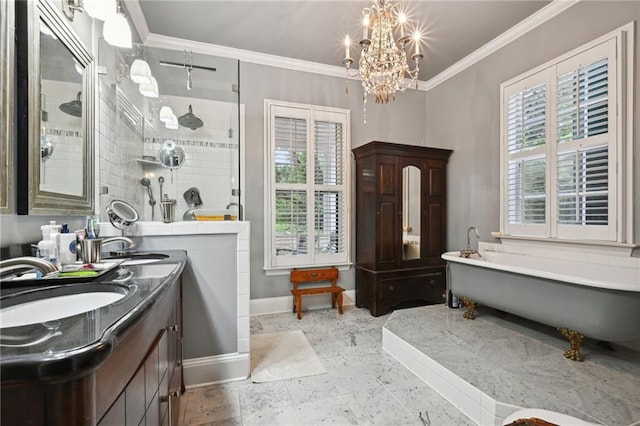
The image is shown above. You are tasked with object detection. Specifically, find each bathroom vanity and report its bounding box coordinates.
[0,251,186,425]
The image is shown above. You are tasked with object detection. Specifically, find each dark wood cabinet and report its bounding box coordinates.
[353,141,452,316]
[98,279,184,426]
[0,276,184,426]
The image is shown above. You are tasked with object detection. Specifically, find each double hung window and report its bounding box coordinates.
[264,100,351,270]
[501,24,633,244]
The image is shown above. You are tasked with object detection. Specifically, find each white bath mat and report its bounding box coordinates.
[250,330,326,383]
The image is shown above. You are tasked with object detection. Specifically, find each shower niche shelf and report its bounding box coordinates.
[136,157,162,167]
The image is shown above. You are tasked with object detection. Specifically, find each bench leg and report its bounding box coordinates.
[296,295,302,320]
[331,292,337,309]
[337,291,343,314]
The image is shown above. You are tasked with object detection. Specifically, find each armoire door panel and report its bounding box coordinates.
[378,201,396,263]
[379,162,395,196]
[429,166,444,197]
[427,203,443,256]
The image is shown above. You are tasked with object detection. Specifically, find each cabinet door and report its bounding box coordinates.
[376,156,399,269]
[98,392,125,426]
[125,365,145,426]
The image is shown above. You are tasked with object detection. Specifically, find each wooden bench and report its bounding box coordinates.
[290,267,344,320]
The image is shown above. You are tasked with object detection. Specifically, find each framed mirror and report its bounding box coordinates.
[0,0,14,214]
[15,0,95,215]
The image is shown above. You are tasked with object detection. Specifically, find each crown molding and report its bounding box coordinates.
[421,0,580,91]
[129,0,579,94]
[123,0,149,43]
[144,33,349,79]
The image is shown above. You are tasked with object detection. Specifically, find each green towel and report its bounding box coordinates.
[57,270,99,277]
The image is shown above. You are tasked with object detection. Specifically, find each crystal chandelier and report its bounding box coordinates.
[343,0,423,120]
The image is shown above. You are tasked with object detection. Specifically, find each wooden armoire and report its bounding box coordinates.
[352,141,452,317]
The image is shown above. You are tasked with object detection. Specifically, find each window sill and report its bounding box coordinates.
[263,263,353,276]
[491,232,638,257]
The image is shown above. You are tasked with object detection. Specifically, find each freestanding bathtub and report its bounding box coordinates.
[442,246,640,350]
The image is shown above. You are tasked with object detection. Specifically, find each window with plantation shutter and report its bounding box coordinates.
[500,26,633,245]
[554,42,616,241]
[504,74,549,237]
[265,101,351,270]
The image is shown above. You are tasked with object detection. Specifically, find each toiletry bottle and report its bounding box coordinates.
[59,224,77,265]
[37,221,60,266]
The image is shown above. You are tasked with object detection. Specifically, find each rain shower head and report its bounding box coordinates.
[178,105,203,130]
[59,91,82,117]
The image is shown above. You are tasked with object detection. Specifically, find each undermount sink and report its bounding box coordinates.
[0,283,130,328]
[122,258,162,265]
[109,252,170,266]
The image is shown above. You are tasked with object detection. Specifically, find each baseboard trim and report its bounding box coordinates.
[250,289,356,316]
[183,353,250,388]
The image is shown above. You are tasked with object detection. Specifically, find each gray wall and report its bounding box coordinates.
[427,1,640,251]
[240,63,429,299]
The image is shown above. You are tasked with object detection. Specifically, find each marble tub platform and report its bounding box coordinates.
[383,304,640,426]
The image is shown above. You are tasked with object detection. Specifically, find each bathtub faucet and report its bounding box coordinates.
[460,226,481,258]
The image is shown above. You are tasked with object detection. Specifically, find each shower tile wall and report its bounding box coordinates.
[97,79,145,219]
[141,96,239,221]
[98,82,240,222]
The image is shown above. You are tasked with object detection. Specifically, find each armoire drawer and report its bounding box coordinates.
[378,272,445,304]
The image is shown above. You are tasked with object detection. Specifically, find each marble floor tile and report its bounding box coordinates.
[599,375,640,407]
[553,383,640,426]
[242,393,365,426]
[387,384,476,426]
[471,334,557,367]
[284,373,344,406]
[502,353,621,394]
[387,305,640,426]
[180,304,640,426]
[182,383,241,426]
[236,380,293,416]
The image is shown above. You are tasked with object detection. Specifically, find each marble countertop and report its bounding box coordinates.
[0,250,186,382]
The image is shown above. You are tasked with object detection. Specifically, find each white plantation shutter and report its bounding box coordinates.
[273,114,308,260]
[266,101,350,269]
[313,118,347,263]
[553,40,616,240]
[557,147,608,225]
[501,33,624,243]
[504,74,549,237]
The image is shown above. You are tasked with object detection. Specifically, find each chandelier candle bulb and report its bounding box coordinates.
[414,31,420,55]
[363,15,369,39]
[345,36,351,60]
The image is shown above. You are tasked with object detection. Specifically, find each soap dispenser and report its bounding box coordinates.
[59,224,77,265]
[37,221,61,266]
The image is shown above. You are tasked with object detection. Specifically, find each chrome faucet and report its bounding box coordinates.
[102,237,136,255]
[0,257,58,276]
[460,226,481,258]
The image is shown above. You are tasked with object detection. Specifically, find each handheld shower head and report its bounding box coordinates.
[140,178,155,204]
[140,177,156,220]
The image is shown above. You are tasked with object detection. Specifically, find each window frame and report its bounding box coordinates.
[499,22,634,245]
[264,99,352,272]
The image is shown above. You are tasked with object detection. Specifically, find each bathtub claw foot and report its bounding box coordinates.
[461,297,476,320]
[558,327,584,362]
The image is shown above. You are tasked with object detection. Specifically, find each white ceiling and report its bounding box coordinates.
[130,0,551,83]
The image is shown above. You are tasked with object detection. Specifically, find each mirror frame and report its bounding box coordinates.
[0,0,14,214]
[15,0,95,215]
